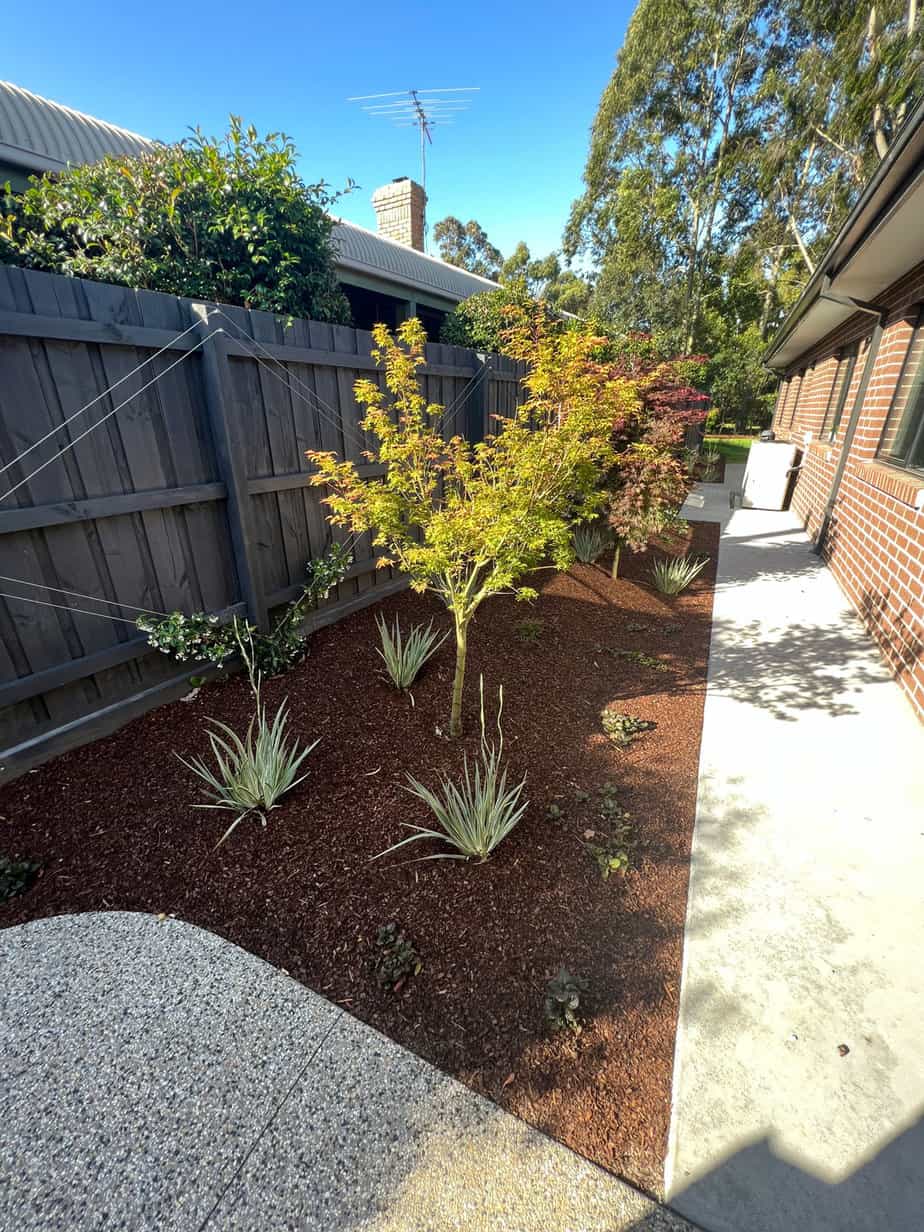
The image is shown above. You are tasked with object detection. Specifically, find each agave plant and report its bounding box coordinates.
[650,554,710,596]
[373,678,527,863]
[700,446,722,481]
[572,520,610,564]
[375,613,447,691]
[178,624,318,846]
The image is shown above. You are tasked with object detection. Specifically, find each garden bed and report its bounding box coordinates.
[0,521,719,1196]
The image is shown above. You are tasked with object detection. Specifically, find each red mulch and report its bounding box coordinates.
[0,521,719,1196]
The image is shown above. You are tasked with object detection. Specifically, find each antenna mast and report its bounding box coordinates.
[346,86,480,194]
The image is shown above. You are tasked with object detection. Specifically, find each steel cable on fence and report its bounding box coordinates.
[0,319,203,478]
[0,330,222,506]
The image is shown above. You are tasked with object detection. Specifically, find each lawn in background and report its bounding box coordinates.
[705,435,756,465]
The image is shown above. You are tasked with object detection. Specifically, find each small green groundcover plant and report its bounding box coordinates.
[650,554,709,595]
[137,544,351,677]
[375,614,447,692]
[610,648,669,671]
[600,710,656,748]
[374,923,422,991]
[373,679,527,863]
[545,967,589,1034]
[514,616,544,644]
[0,855,40,902]
[582,784,636,879]
[178,628,318,847]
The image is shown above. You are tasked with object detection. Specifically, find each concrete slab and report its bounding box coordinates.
[0,911,694,1232]
[667,471,924,1232]
[0,912,340,1232]
[211,1012,692,1232]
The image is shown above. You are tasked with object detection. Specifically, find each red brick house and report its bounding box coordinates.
[765,101,924,722]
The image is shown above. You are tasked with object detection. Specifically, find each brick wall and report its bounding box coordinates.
[771,262,924,721]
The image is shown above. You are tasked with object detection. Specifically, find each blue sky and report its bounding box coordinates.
[4,0,633,262]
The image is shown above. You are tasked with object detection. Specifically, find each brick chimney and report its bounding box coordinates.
[371,177,427,251]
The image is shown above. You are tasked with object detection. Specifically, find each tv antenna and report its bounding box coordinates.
[346,87,479,194]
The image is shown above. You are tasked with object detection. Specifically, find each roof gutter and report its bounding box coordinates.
[765,94,924,369]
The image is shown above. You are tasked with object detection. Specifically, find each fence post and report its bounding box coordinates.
[191,303,268,630]
[467,352,491,444]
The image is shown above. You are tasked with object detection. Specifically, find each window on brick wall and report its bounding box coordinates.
[821,342,860,441]
[784,371,804,429]
[878,312,924,473]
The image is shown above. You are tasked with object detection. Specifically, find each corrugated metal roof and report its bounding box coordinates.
[0,81,153,172]
[0,81,497,305]
[331,219,498,303]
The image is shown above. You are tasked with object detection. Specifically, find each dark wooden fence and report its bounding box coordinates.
[0,264,525,778]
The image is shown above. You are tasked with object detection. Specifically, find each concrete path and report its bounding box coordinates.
[0,911,692,1232]
[668,467,924,1232]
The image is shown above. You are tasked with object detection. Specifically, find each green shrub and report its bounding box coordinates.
[572,521,610,564]
[373,680,527,863]
[138,544,352,677]
[439,279,539,352]
[545,968,589,1033]
[375,614,447,691]
[0,855,40,902]
[650,554,709,595]
[374,923,422,990]
[1,118,351,322]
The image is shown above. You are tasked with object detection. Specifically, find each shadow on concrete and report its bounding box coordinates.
[662,1112,924,1232]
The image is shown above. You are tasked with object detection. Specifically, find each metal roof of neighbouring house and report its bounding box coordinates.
[765,95,924,371]
[330,218,498,303]
[0,80,498,307]
[0,81,153,174]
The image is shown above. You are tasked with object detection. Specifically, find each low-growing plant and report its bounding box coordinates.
[0,855,40,902]
[375,614,447,691]
[178,629,318,847]
[545,967,589,1033]
[373,679,527,863]
[600,710,656,747]
[626,620,651,633]
[582,786,636,879]
[700,446,722,481]
[611,648,669,671]
[650,554,710,595]
[546,801,564,823]
[374,923,422,991]
[515,617,545,643]
[572,520,610,564]
[137,544,352,677]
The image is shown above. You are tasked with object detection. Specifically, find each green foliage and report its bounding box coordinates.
[433,216,503,280]
[0,855,40,902]
[651,554,710,595]
[600,710,656,747]
[309,314,629,734]
[375,614,447,691]
[138,611,236,665]
[1,118,351,322]
[501,242,593,314]
[582,784,636,878]
[572,520,610,564]
[374,923,422,990]
[515,616,545,644]
[137,544,352,677]
[700,446,722,482]
[611,648,669,671]
[566,3,923,432]
[178,629,318,847]
[545,967,589,1033]
[439,280,538,352]
[373,681,528,863]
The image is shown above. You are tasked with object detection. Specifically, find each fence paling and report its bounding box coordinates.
[0,262,526,776]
